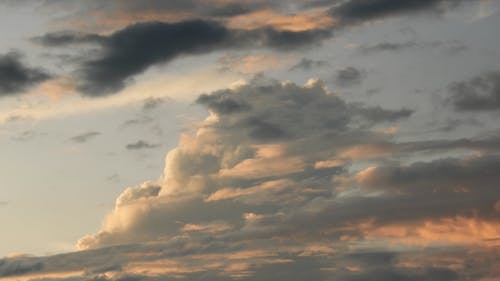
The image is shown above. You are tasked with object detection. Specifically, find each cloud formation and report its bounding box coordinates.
[126,140,160,150]
[36,20,332,96]
[75,78,416,249]
[333,66,365,87]
[289,58,330,71]
[358,41,418,54]
[0,52,51,96]
[28,0,475,97]
[68,131,101,143]
[1,77,494,281]
[1,1,498,281]
[330,0,469,25]
[446,70,500,111]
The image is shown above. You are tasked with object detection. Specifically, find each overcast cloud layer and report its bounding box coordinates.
[0,0,499,281]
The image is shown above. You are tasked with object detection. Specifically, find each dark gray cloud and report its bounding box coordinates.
[0,258,43,277]
[75,20,230,96]
[0,52,51,96]
[31,31,104,46]
[330,0,469,25]
[446,70,500,111]
[358,40,468,55]
[68,131,101,143]
[289,58,330,71]
[196,78,411,143]
[197,91,251,115]
[334,66,365,87]
[235,27,332,50]
[126,140,160,150]
[349,104,414,124]
[37,20,332,96]
[30,0,472,97]
[359,155,500,193]
[358,41,418,54]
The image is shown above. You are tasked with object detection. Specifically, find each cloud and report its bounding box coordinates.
[120,116,154,128]
[333,66,365,87]
[197,91,251,115]
[74,77,416,250]
[3,77,499,281]
[349,104,413,124]
[142,97,170,111]
[446,70,500,111]
[75,20,231,96]
[353,155,500,199]
[226,9,335,31]
[29,0,473,98]
[289,58,330,71]
[31,31,104,46]
[330,0,469,25]
[68,131,101,143]
[41,0,273,28]
[125,140,160,150]
[0,258,43,278]
[37,20,332,96]
[0,51,51,96]
[358,40,468,55]
[358,41,418,54]
[35,0,470,32]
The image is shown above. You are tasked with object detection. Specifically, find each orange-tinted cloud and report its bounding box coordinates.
[227,9,335,31]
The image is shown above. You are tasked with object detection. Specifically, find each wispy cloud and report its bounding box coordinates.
[125,140,160,150]
[68,131,101,143]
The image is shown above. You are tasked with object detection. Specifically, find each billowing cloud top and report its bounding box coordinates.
[0,0,499,281]
[2,78,498,281]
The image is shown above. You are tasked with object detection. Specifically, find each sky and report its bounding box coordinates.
[0,0,499,280]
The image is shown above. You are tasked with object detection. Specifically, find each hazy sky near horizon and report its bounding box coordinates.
[0,1,499,281]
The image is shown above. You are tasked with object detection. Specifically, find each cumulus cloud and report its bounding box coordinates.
[2,78,499,281]
[74,78,416,249]
[0,51,51,96]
